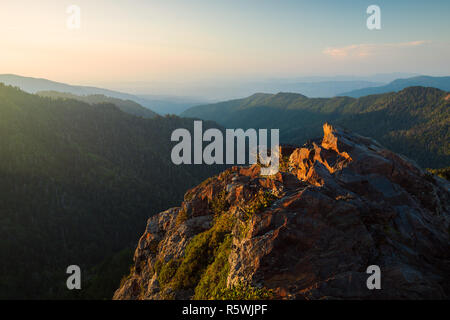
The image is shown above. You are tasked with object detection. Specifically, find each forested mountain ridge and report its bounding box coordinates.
[0,74,202,116]
[338,76,450,97]
[182,86,450,168]
[0,84,223,299]
[36,91,158,118]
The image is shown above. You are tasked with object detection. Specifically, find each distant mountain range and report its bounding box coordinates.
[274,73,418,83]
[0,74,203,115]
[4,74,448,112]
[183,86,450,168]
[135,94,207,115]
[244,80,384,98]
[338,76,450,97]
[129,73,417,100]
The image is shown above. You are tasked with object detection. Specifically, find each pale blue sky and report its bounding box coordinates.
[0,0,449,92]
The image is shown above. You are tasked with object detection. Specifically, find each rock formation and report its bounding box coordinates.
[114,123,450,300]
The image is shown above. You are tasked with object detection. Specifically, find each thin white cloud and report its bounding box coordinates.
[323,41,429,58]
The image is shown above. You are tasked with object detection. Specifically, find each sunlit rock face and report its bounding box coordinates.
[114,124,450,300]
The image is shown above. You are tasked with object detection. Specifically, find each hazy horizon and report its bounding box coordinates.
[1,0,449,99]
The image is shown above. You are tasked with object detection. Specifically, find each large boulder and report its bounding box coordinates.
[114,124,450,300]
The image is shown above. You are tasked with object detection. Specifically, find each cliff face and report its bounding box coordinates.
[114,124,450,300]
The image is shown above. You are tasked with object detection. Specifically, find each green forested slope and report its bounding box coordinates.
[0,84,222,299]
[36,90,158,118]
[182,87,450,168]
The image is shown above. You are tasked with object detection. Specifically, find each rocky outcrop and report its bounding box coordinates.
[114,124,450,300]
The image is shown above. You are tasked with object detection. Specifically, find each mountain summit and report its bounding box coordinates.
[114,124,450,300]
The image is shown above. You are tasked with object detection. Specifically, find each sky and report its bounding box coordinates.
[0,0,449,95]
